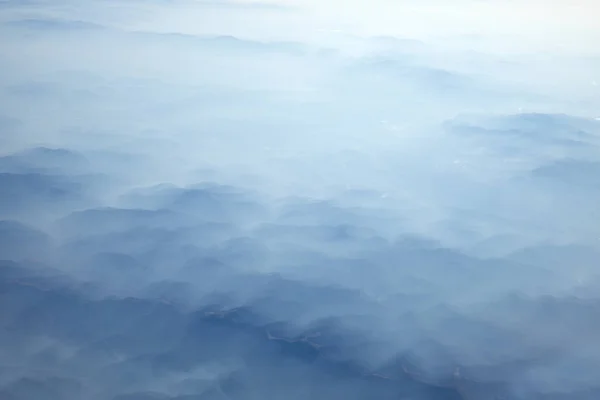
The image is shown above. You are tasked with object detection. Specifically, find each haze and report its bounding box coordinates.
[1,1,599,399]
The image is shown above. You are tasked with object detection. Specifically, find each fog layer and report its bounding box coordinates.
[1,1,600,399]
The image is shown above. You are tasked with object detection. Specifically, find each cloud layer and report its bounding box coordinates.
[1,1,600,399]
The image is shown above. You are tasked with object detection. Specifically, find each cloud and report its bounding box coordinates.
[5,18,105,31]
[0,1,599,399]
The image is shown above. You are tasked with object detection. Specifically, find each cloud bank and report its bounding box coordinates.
[1,1,600,399]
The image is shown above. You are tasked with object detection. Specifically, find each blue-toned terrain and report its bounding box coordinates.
[1,1,600,399]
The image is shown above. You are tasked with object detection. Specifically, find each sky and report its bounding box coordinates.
[0,1,600,400]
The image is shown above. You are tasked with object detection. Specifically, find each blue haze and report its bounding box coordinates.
[1,1,600,399]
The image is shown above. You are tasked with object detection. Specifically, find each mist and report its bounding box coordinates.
[1,1,600,399]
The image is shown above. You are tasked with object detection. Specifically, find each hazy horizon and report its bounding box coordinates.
[1,1,600,399]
